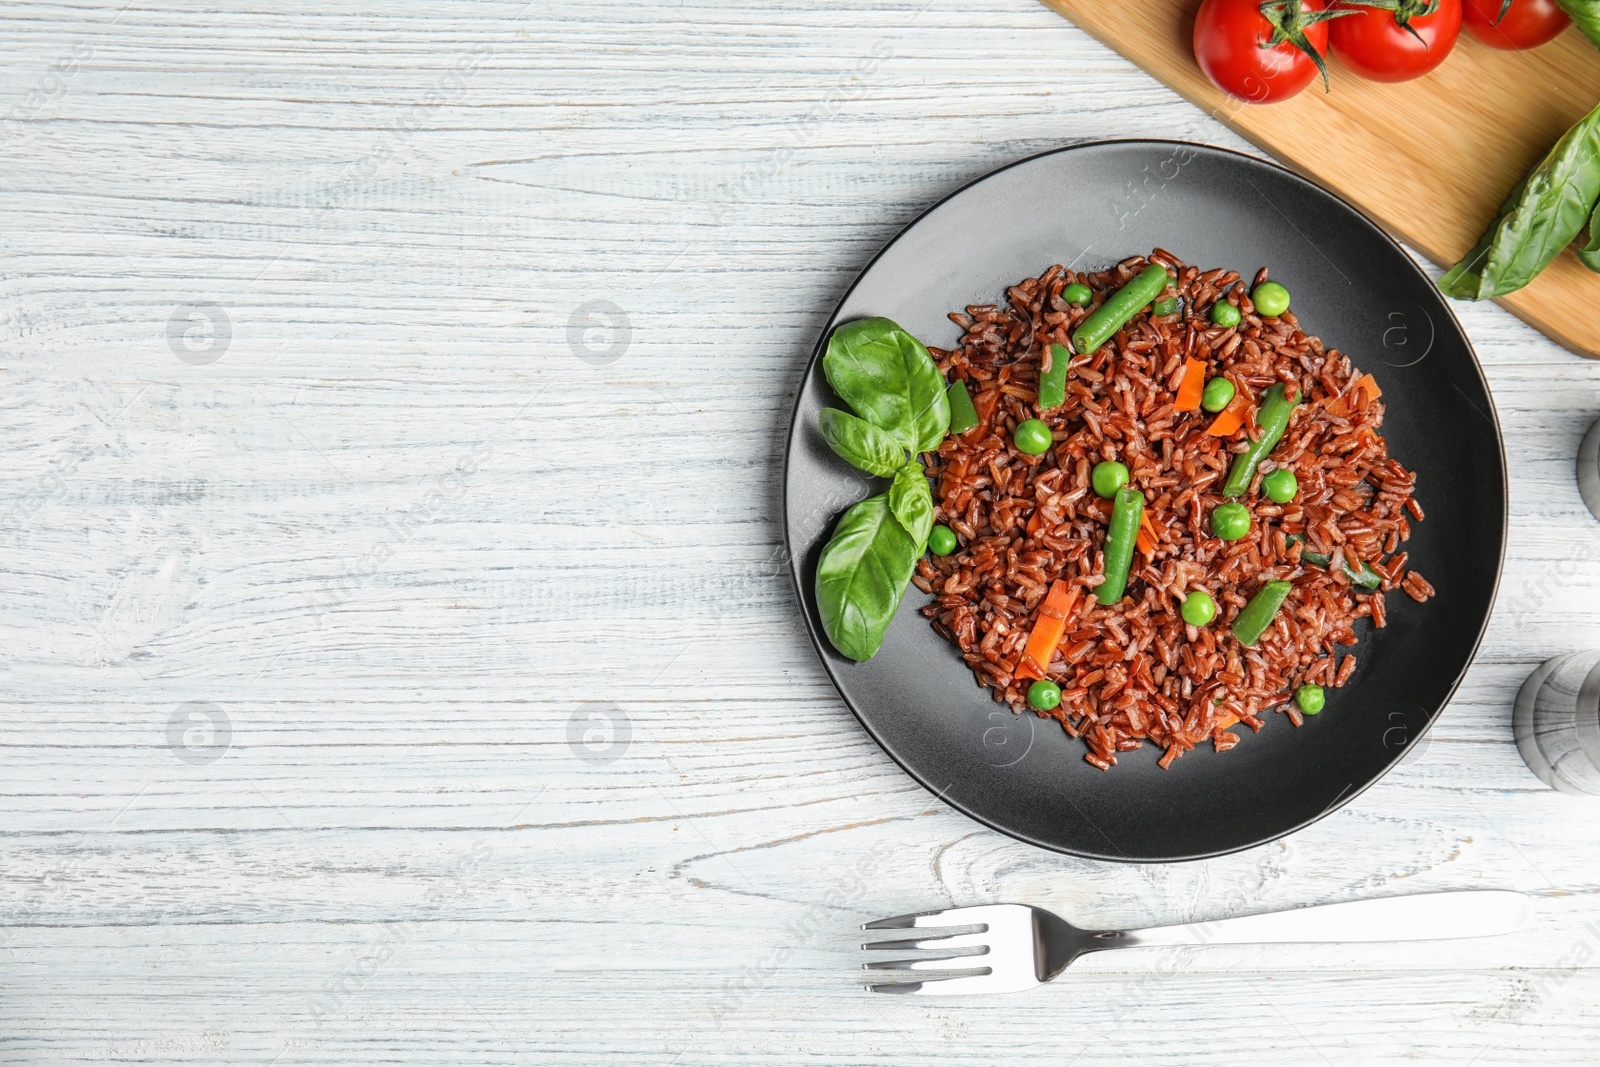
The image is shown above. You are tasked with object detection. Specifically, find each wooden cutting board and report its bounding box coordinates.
[1040,0,1600,356]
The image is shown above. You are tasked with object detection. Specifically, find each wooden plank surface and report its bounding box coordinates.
[2,0,1600,1064]
[1040,0,1600,357]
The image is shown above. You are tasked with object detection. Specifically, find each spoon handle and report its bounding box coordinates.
[1105,890,1531,948]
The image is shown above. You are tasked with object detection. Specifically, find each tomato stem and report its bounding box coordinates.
[1258,0,1361,92]
[1344,0,1442,46]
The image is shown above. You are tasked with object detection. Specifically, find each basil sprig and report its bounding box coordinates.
[1440,100,1600,299]
[814,317,950,662]
[822,317,950,455]
[817,408,906,478]
[887,463,935,548]
[1555,0,1600,51]
[1581,202,1600,274]
[815,495,922,662]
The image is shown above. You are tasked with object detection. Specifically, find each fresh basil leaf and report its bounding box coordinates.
[823,317,950,454]
[1555,0,1600,51]
[815,493,920,662]
[1439,177,1525,299]
[1440,101,1600,299]
[888,463,934,550]
[818,407,908,478]
[1581,200,1600,274]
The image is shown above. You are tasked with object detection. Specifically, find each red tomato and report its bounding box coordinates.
[1194,0,1336,103]
[1330,0,1462,81]
[1462,0,1571,48]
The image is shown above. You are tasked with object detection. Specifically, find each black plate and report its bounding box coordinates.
[783,140,1506,862]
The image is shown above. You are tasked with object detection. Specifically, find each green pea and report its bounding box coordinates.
[1252,281,1291,318]
[1295,684,1325,715]
[1200,377,1235,413]
[1181,589,1217,627]
[1211,301,1242,328]
[1091,460,1129,499]
[1151,296,1178,316]
[928,524,958,556]
[1063,282,1093,308]
[1210,501,1251,541]
[1027,678,1062,711]
[1263,468,1298,504]
[1013,419,1054,456]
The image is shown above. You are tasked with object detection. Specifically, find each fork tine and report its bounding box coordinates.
[861,905,1041,996]
[867,972,1009,995]
[863,955,989,972]
[862,908,979,931]
[861,931,990,952]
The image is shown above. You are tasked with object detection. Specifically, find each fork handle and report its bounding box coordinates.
[1102,890,1530,948]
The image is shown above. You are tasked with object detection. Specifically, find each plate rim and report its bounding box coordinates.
[781,137,1508,862]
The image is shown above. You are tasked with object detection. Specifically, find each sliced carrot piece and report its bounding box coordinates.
[939,454,971,499]
[1173,358,1206,412]
[1014,580,1078,682]
[1026,512,1043,536]
[1355,372,1381,405]
[1136,512,1159,556]
[970,388,1001,437]
[1328,374,1379,419]
[1205,390,1251,436]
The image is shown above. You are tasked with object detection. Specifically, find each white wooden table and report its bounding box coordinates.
[2,1,1597,1062]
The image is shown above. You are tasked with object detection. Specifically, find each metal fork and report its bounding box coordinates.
[861,890,1531,995]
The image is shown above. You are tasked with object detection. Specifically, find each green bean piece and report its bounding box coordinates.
[1096,488,1145,606]
[946,379,979,435]
[1070,264,1171,355]
[1152,297,1179,316]
[1232,579,1293,647]
[1348,559,1383,589]
[1037,343,1071,412]
[1285,533,1383,589]
[1299,547,1383,589]
[1221,383,1301,498]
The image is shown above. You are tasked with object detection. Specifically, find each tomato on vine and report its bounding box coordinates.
[1194,0,1352,103]
[1461,0,1571,48]
[1330,0,1462,81]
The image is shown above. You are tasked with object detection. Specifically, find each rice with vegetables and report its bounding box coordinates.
[912,249,1432,771]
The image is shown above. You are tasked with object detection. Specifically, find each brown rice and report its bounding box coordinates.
[912,250,1431,770]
